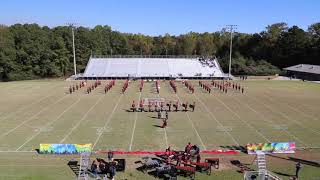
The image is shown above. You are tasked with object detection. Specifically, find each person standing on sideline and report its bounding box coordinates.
[295,162,302,178]
[107,150,114,162]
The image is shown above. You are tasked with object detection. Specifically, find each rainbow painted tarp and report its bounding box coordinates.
[39,144,92,154]
[247,142,295,154]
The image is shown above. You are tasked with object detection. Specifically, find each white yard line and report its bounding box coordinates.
[233,97,304,144]
[60,96,104,143]
[128,92,142,151]
[193,93,240,146]
[263,93,320,135]
[15,98,82,151]
[175,93,206,150]
[244,94,308,147]
[163,127,169,148]
[93,94,123,149]
[285,103,319,121]
[213,95,271,142]
[0,95,68,139]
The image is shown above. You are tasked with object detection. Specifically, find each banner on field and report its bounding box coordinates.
[246,142,295,154]
[39,144,92,154]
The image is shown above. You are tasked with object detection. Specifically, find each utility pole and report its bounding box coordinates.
[226,25,237,79]
[67,23,77,76]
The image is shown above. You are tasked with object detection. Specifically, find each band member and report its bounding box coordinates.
[160,102,164,112]
[242,87,244,93]
[185,142,192,154]
[191,102,195,112]
[161,118,167,128]
[155,103,158,112]
[184,101,188,111]
[158,111,161,119]
[139,100,144,112]
[76,84,79,90]
[69,86,72,94]
[148,102,151,112]
[165,111,168,119]
[168,101,172,112]
[175,101,179,112]
[72,85,75,92]
[131,100,136,112]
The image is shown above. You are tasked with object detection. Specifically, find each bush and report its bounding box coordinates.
[218,55,281,76]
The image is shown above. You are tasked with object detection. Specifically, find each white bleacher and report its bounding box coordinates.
[83,56,226,78]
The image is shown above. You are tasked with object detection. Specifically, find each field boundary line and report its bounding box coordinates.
[0,95,68,139]
[60,96,105,143]
[193,93,240,146]
[0,151,36,153]
[244,94,308,147]
[128,92,142,151]
[15,98,82,151]
[175,93,206,150]
[93,94,124,149]
[0,83,62,121]
[213,95,271,142]
[263,93,320,135]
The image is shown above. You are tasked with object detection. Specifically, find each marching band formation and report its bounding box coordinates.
[68,80,245,95]
[68,80,246,129]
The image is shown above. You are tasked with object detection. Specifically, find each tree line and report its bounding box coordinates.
[0,22,319,81]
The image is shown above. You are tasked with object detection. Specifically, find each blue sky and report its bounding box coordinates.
[0,0,319,35]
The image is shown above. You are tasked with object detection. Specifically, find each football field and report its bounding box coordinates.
[0,79,319,179]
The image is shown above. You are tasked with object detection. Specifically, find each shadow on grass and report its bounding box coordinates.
[67,160,79,176]
[148,116,159,119]
[230,160,255,173]
[273,171,292,177]
[267,154,320,168]
[288,157,320,167]
[153,125,163,128]
[219,145,247,153]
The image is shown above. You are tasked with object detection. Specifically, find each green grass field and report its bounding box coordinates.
[0,79,319,179]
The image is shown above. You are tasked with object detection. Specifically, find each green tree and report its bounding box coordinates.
[0,25,16,80]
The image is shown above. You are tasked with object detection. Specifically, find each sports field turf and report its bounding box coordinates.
[0,79,319,179]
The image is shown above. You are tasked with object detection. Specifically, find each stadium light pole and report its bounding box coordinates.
[67,23,77,76]
[226,25,237,79]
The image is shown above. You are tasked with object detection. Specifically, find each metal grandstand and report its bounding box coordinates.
[80,55,227,79]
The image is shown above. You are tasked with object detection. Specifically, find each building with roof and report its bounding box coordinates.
[283,64,320,81]
[81,55,227,79]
